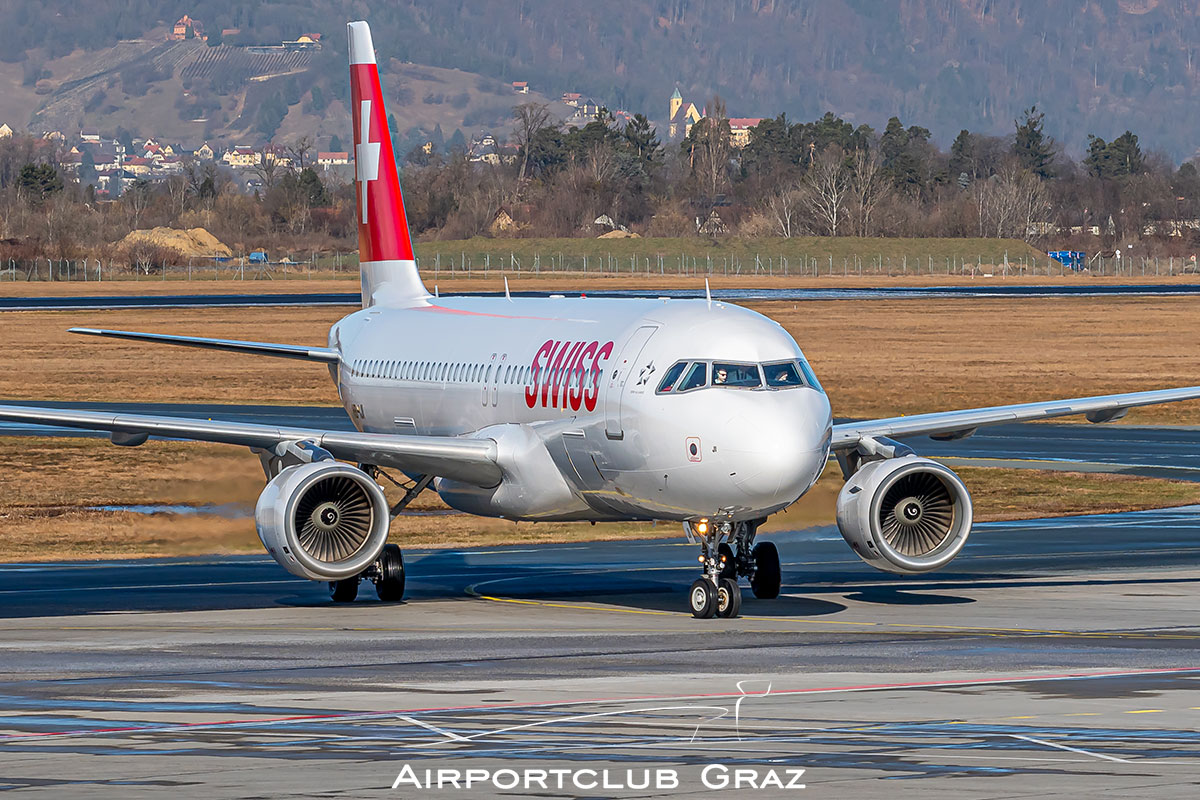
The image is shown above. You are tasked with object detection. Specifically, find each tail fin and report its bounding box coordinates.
[348,21,428,307]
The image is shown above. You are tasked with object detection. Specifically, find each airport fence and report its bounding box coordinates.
[1,251,1197,282]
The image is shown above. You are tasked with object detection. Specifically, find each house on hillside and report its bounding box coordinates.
[728,118,764,148]
[512,81,529,94]
[170,15,206,41]
[222,146,260,168]
[561,92,581,106]
[80,127,100,143]
[283,33,322,51]
[668,88,702,139]
[317,151,349,166]
[195,142,215,161]
[0,124,12,138]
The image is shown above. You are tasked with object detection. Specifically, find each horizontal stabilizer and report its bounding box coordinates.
[69,328,339,363]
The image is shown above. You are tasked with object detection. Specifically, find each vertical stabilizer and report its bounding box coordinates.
[347,21,428,306]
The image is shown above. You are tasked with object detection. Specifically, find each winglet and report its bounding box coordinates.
[347,21,428,307]
[504,276,512,302]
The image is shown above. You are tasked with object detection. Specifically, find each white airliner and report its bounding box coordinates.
[4,21,1200,617]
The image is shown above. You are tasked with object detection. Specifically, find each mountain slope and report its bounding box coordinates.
[3,0,1200,159]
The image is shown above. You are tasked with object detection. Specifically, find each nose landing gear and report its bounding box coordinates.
[684,518,778,618]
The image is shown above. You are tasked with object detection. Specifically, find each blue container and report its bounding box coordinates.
[1048,250,1086,271]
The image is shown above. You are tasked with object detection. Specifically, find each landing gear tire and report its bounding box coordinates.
[716,542,736,581]
[716,578,742,618]
[374,543,406,602]
[750,541,781,600]
[689,578,717,619]
[329,577,359,603]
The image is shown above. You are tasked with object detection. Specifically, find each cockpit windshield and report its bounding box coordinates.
[656,358,823,394]
[677,362,708,392]
[764,360,804,387]
[711,363,761,388]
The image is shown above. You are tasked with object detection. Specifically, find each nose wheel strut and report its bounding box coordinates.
[684,519,776,618]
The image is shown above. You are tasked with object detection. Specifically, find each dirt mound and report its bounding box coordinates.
[597,229,640,239]
[119,227,232,258]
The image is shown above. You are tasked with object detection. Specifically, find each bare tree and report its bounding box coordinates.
[847,147,891,237]
[764,183,805,238]
[974,161,1049,239]
[512,103,552,184]
[253,147,286,190]
[803,147,850,236]
[687,96,731,201]
[288,136,314,170]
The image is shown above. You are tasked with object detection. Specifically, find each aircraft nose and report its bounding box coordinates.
[726,389,831,506]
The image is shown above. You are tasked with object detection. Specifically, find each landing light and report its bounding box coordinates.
[695,519,709,535]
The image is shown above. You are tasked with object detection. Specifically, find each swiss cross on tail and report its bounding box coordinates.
[347,20,414,264]
[356,100,380,225]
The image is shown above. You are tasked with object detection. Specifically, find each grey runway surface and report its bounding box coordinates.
[4,506,1200,797]
[7,281,1200,310]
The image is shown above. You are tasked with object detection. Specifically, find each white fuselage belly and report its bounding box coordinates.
[332,296,833,523]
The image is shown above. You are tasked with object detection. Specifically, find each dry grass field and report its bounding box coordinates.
[2,296,1199,422]
[3,290,1200,560]
[2,437,1196,561]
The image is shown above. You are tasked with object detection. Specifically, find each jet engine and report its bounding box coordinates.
[835,456,972,574]
[255,461,390,581]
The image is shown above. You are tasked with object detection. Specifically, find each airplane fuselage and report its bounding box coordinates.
[331,295,833,523]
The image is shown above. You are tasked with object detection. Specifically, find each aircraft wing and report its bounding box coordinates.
[0,404,501,487]
[831,385,1200,450]
[69,328,339,363]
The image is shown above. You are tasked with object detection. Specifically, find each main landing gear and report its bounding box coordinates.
[684,518,781,619]
[328,467,429,604]
[328,543,407,603]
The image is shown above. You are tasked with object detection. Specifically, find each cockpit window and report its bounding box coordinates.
[656,361,688,394]
[677,361,708,392]
[764,360,804,388]
[797,359,823,392]
[712,362,762,388]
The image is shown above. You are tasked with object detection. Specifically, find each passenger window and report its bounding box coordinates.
[678,362,707,392]
[764,360,804,388]
[712,362,761,388]
[656,361,688,393]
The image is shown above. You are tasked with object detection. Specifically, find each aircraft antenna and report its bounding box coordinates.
[504,276,512,302]
[705,278,712,309]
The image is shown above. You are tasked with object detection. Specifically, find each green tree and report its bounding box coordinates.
[948,129,975,181]
[17,163,62,204]
[296,167,330,207]
[622,113,661,164]
[1013,106,1055,178]
[1084,131,1144,179]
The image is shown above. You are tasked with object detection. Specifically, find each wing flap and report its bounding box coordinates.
[0,405,500,487]
[69,328,340,363]
[833,385,1200,450]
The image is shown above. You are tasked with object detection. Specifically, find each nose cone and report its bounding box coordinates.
[727,389,831,509]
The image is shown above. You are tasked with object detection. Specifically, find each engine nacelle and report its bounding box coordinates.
[835,456,973,574]
[255,461,390,581]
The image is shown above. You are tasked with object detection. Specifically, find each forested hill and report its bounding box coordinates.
[4,0,1200,160]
